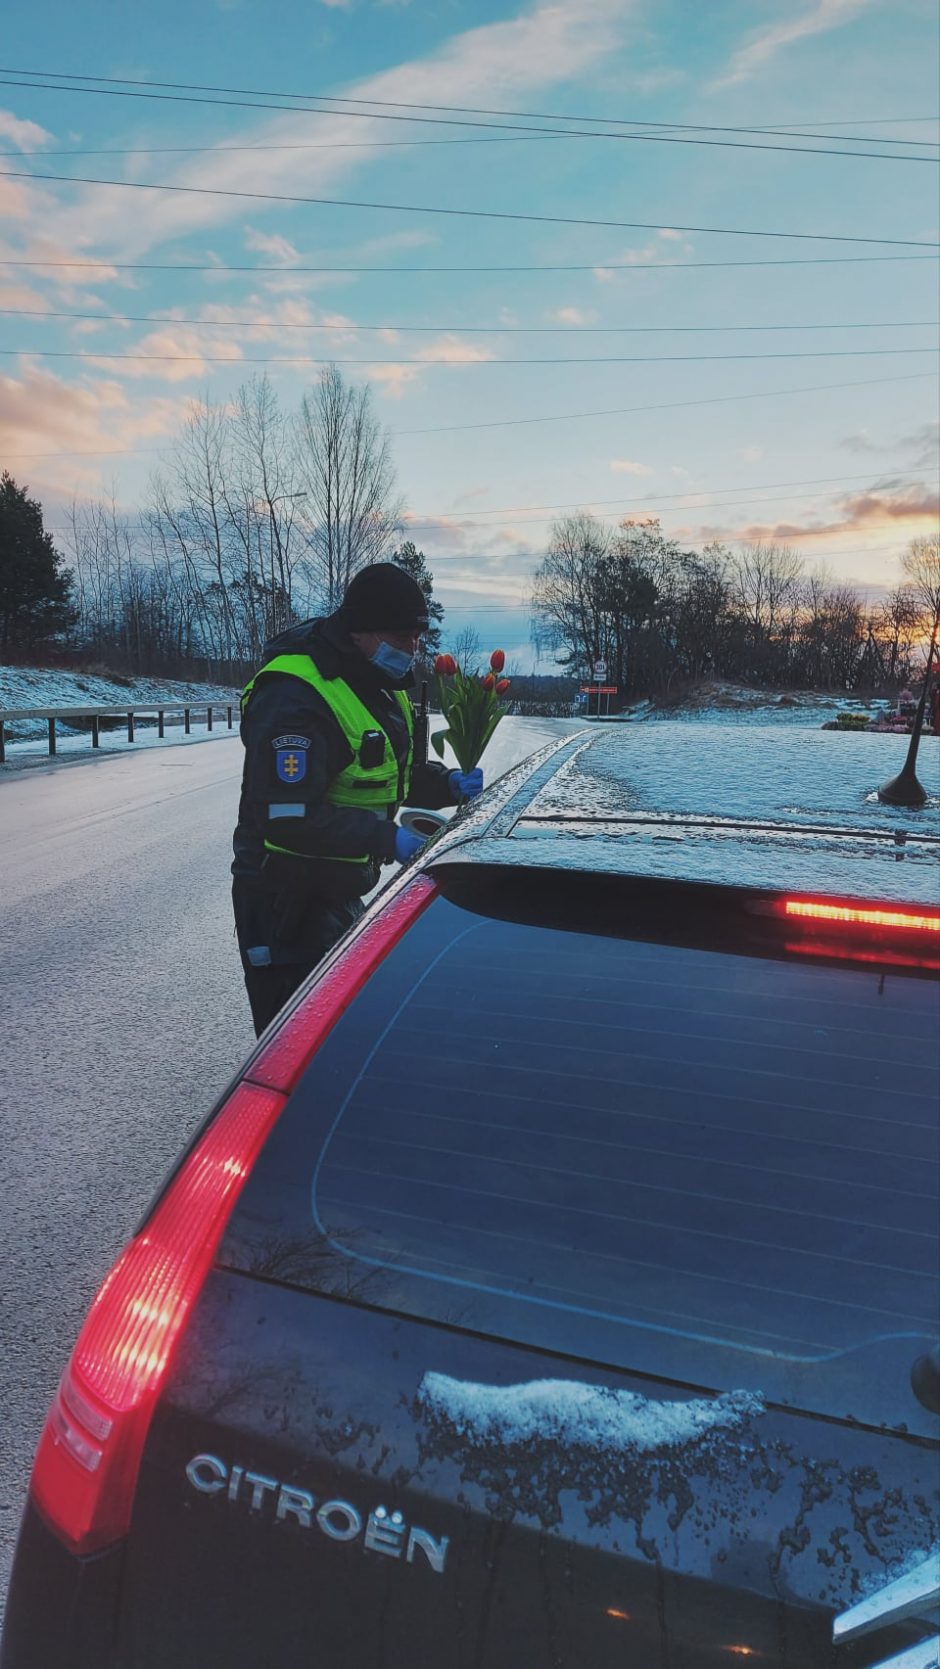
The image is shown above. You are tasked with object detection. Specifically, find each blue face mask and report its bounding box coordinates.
[369,639,415,679]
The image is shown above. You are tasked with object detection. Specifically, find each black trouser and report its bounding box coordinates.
[232,870,364,1037]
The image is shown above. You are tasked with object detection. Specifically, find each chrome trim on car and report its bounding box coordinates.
[834,1551,940,1641]
[833,1548,939,1669]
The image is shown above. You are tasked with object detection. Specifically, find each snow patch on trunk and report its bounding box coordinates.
[418,1372,764,1455]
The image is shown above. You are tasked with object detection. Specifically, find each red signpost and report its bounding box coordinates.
[580,685,619,717]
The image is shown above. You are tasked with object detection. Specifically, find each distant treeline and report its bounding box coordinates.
[531,515,939,696]
[3,379,937,702]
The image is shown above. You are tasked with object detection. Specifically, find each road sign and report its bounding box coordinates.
[593,659,607,680]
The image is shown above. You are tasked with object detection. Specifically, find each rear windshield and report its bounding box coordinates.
[222,885,940,1431]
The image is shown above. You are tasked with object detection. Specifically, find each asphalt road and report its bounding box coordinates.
[0,716,574,1610]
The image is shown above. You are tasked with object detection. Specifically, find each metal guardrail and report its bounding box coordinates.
[0,702,237,765]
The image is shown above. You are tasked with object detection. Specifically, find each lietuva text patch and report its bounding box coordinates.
[271,735,312,751]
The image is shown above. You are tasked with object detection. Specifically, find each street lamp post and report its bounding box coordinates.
[266,491,307,635]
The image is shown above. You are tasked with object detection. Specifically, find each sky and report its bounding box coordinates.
[0,0,937,668]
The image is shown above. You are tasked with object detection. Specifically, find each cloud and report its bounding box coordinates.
[711,0,873,91]
[398,510,539,563]
[840,429,879,455]
[451,485,490,509]
[901,420,940,468]
[231,228,440,299]
[0,109,53,150]
[610,458,654,476]
[738,446,764,462]
[593,236,697,279]
[549,306,598,326]
[0,249,121,295]
[0,281,53,311]
[367,362,422,395]
[841,419,939,469]
[41,0,635,261]
[833,482,940,527]
[0,363,185,492]
[352,229,438,257]
[89,327,245,384]
[367,334,496,396]
[243,228,301,264]
[413,336,496,366]
[682,478,939,548]
[0,176,38,220]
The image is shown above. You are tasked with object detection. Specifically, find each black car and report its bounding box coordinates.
[3,724,939,1669]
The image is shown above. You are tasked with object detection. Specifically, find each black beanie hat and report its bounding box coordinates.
[341,562,429,632]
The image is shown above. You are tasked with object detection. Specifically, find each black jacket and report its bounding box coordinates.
[232,612,452,901]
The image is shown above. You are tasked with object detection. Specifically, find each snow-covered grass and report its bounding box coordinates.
[0,663,241,760]
[630,680,891,728]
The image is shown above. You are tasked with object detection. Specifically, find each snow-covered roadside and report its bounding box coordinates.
[1,664,241,765]
[625,681,894,728]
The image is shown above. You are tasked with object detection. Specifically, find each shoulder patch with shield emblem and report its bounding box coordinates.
[275,747,307,783]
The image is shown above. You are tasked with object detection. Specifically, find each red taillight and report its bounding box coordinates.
[31,1081,286,1554]
[29,874,436,1556]
[246,873,438,1093]
[774,895,940,969]
[784,900,940,934]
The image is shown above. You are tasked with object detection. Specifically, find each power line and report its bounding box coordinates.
[34,536,925,570]
[3,68,937,158]
[29,465,929,515]
[393,371,939,435]
[752,118,938,130]
[7,372,934,457]
[0,78,934,167]
[402,484,940,535]
[2,255,935,276]
[7,345,938,369]
[3,305,935,336]
[401,467,936,524]
[5,164,937,248]
[0,135,576,159]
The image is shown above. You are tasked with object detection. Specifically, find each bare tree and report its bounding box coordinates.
[446,624,482,671]
[148,398,241,666]
[734,542,803,678]
[231,375,306,642]
[296,366,402,610]
[871,585,922,686]
[531,512,611,676]
[901,535,940,625]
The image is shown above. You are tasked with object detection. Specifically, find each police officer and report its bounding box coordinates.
[232,562,483,1035]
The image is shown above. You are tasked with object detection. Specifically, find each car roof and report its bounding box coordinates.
[428,723,940,907]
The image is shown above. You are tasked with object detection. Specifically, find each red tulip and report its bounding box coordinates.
[435,653,457,676]
[490,649,506,673]
[481,672,496,691]
[496,678,510,694]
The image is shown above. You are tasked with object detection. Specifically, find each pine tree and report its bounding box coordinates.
[0,473,75,654]
[391,540,444,659]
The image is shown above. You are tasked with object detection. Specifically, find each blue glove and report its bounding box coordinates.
[394,826,427,864]
[449,767,484,802]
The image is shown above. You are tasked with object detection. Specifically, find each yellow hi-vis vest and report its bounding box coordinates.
[241,652,414,864]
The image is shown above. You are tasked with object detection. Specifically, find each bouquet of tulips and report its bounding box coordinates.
[431,649,511,773]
